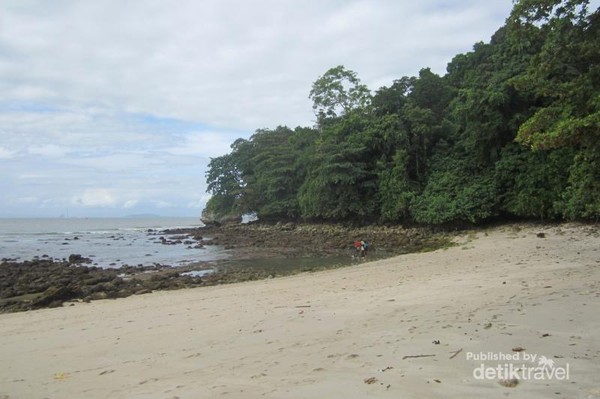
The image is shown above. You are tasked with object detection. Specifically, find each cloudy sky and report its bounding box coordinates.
[0,0,514,218]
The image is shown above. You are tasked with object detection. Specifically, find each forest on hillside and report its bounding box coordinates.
[203,0,599,225]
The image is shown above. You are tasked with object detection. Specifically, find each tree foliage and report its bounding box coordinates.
[509,0,600,149]
[205,0,600,224]
[309,65,371,123]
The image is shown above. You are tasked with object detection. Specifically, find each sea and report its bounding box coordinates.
[0,217,228,269]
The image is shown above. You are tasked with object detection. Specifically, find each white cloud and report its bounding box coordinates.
[12,196,39,204]
[122,199,139,209]
[73,188,117,207]
[165,131,235,158]
[0,0,516,217]
[0,145,16,159]
[153,200,174,209]
[0,0,513,131]
[17,173,48,180]
[28,144,68,158]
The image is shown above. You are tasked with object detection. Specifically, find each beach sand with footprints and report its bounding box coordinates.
[0,223,598,398]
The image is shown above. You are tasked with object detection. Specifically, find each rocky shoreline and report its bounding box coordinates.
[177,221,449,258]
[0,222,452,313]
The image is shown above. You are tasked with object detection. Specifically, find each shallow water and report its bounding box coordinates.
[0,218,402,275]
[217,249,397,276]
[0,217,229,268]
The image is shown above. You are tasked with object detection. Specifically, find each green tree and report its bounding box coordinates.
[410,152,500,224]
[204,153,245,219]
[298,110,378,221]
[561,149,600,219]
[243,127,303,220]
[377,149,418,221]
[446,26,543,166]
[309,65,371,123]
[509,0,599,149]
[494,144,574,219]
[371,77,415,116]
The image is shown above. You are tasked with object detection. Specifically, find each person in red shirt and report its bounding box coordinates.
[353,240,362,257]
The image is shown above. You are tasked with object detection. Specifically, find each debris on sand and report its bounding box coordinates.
[497,378,519,388]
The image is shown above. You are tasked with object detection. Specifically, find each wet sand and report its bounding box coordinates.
[0,223,598,398]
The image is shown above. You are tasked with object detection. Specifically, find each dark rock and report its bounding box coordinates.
[68,254,92,264]
[282,222,296,231]
[32,285,81,308]
[89,292,109,300]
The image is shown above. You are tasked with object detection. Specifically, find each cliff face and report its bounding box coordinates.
[200,207,241,226]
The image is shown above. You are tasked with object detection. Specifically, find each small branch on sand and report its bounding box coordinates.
[449,348,463,359]
[294,305,312,308]
[402,354,436,360]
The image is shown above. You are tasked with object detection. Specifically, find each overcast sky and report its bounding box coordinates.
[0,0,514,218]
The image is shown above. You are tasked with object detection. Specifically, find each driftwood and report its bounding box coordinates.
[449,348,463,359]
[402,354,436,360]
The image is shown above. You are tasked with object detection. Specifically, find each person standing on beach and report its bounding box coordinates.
[353,240,362,257]
[360,240,369,257]
[352,240,369,258]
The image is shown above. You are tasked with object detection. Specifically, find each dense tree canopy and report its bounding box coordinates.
[204,0,599,225]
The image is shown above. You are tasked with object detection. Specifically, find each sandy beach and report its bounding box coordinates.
[1,223,598,399]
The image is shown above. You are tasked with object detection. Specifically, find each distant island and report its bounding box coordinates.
[123,214,163,218]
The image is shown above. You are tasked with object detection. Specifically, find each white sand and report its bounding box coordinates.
[1,224,599,399]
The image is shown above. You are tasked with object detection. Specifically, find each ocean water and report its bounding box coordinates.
[0,217,228,268]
